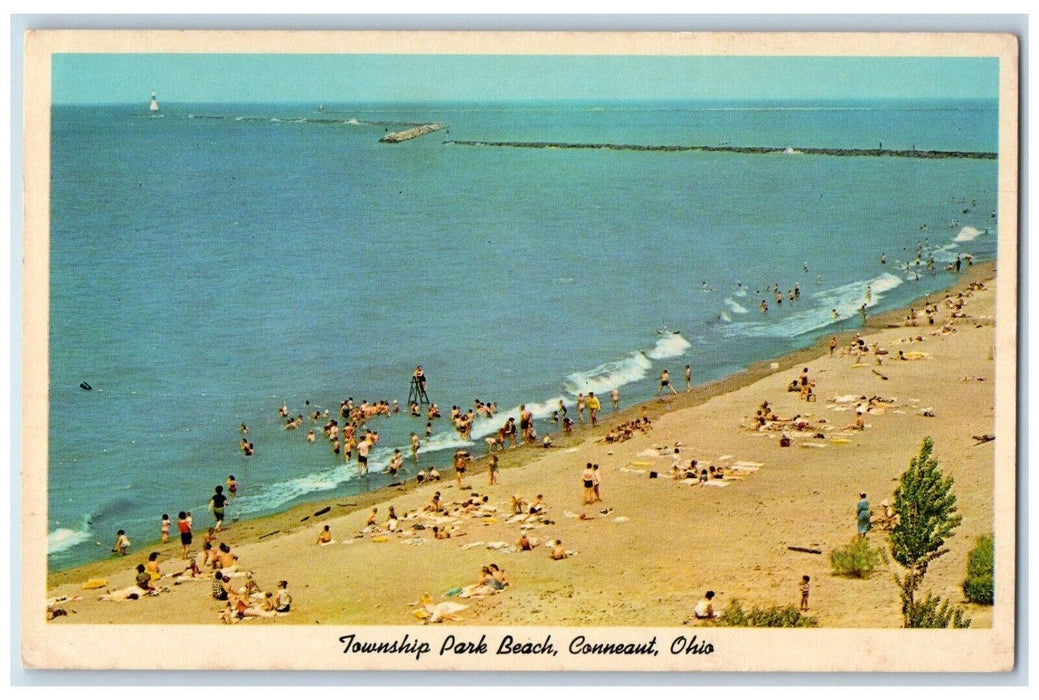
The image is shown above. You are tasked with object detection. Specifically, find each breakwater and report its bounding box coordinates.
[380,123,445,143]
[445,140,996,160]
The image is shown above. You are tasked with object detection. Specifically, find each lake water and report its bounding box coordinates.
[46,98,998,569]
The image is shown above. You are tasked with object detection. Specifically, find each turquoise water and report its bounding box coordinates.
[47,99,998,569]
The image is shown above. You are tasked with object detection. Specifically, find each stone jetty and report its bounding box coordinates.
[444,139,996,160]
[379,123,445,143]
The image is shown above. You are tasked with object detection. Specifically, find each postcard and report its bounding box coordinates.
[21,29,1018,672]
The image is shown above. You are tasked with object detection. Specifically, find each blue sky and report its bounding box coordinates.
[52,54,999,104]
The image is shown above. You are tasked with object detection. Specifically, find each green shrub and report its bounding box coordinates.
[902,591,972,628]
[962,534,994,605]
[830,536,887,578]
[717,600,819,628]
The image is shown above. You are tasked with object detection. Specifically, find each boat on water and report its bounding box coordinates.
[149,91,160,114]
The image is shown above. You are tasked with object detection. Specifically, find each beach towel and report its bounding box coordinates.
[800,442,827,448]
[416,601,468,623]
[461,541,485,550]
[702,480,731,488]
[732,460,763,468]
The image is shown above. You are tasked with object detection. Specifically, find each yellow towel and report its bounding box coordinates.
[81,578,108,589]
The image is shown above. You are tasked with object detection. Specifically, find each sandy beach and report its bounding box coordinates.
[44,263,998,629]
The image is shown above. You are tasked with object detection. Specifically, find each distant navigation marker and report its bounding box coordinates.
[149,91,160,114]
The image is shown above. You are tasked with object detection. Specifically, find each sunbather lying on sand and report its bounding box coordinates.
[459,566,506,598]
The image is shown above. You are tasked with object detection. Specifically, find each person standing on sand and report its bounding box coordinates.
[209,485,228,533]
[577,393,586,422]
[177,511,192,560]
[488,453,499,486]
[586,392,601,426]
[160,514,170,544]
[454,450,469,488]
[581,463,596,505]
[611,388,620,412]
[829,337,838,357]
[357,434,371,476]
[658,369,678,396]
[520,405,534,442]
[799,575,811,611]
[592,464,602,502]
[857,493,871,537]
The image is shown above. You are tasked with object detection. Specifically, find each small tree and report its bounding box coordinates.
[889,437,970,628]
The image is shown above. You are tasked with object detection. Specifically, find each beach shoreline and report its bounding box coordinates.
[45,260,996,593]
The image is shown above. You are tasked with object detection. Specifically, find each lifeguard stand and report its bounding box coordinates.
[409,375,430,406]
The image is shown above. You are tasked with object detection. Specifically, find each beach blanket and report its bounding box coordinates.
[702,480,731,488]
[800,442,827,449]
[731,460,763,468]
[413,596,468,623]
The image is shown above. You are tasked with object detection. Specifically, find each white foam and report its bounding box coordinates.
[48,524,92,554]
[645,333,693,360]
[724,298,749,314]
[563,351,653,396]
[724,273,903,339]
[954,226,983,242]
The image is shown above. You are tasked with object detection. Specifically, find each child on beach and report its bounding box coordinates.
[800,575,811,611]
[693,591,719,620]
[317,525,333,545]
[226,475,238,498]
[611,388,620,411]
[160,514,170,544]
[112,530,131,556]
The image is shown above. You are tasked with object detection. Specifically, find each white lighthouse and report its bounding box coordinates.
[149,91,160,113]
